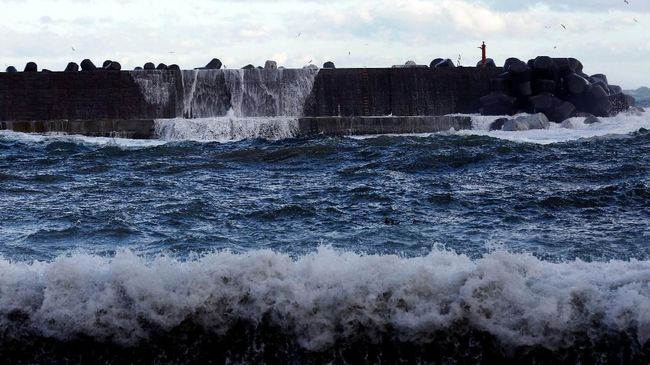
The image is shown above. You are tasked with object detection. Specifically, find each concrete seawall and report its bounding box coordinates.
[0,68,499,138]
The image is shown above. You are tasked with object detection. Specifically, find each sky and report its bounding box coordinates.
[1,0,649,88]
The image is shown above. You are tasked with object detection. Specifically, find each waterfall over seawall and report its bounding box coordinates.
[150,68,317,141]
[179,68,318,118]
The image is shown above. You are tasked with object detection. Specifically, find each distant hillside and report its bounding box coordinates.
[626,87,650,97]
[624,87,650,108]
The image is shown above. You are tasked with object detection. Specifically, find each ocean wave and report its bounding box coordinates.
[464,110,650,145]
[0,130,167,149]
[1,247,648,354]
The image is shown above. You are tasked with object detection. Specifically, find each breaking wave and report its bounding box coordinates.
[1,247,648,362]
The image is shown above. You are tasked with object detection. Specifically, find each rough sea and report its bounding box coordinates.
[1,109,649,363]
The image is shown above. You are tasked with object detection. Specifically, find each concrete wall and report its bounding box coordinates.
[0,71,181,121]
[298,116,472,136]
[303,68,500,117]
[0,67,498,138]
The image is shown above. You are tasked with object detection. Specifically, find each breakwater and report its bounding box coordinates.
[0,67,498,138]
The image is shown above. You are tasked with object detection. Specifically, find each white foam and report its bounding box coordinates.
[154,116,299,142]
[349,111,650,144]
[462,111,650,144]
[0,130,166,148]
[1,248,648,350]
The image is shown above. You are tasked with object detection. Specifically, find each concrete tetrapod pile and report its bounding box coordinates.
[479,56,636,124]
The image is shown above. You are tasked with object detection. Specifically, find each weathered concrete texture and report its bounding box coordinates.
[297,116,472,136]
[304,68,501,117]
[0,71,181,121]
[0,119,155,139]
[1,68,493,138]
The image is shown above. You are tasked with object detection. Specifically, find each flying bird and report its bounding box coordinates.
[71,46,76,52]
[561,24,567,30]
[634,18,639,23]
[296,32,301,38]
[307,59,312,63]
[624,0,629,4]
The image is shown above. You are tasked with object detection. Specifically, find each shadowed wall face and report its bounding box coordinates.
[0,71,182,121]
[0,68,499,123]
[303,68,501,117]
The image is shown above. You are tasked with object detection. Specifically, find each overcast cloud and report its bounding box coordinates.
[1,0,648,87]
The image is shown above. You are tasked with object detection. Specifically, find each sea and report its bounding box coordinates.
[1,96,649,363]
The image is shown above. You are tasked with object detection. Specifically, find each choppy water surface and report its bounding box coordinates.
[1,113,649,363]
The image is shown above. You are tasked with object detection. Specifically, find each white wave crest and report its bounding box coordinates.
[0,130,166,148]
[464,110,650,144]
[1,248,648,350]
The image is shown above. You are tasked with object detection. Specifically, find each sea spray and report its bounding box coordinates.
[154,115,299,142]
[1,248,648,350]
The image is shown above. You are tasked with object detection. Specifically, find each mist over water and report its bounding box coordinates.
[1,111,649,363]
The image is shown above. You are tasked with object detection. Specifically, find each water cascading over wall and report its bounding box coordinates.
[152,68,319,141]
[179,68,318,118]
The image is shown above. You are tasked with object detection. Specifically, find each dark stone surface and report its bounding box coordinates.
[568,58,583,73]
[585,84,613,117]
[590,74,609,86]
[503,58,523,72]
[134,67,143,71]
[583,114,601,124]
[304,67,499,118]
[102,60,113,68]
[479,55,630,120]
[156,63,168,70]
[565,73,589,95]
[5,66,18,73]
[608,85,622,94]
[168,64,180,71]
[489,78,509,93]
[529,94,554,111]
[0,119,155,138]
[0,70,182,122]
[489,117,509,130]
[434,59,455,68]
[480,91,516,115]
[552,58,574,76]
[205,58,222,69]
[477,58,496,67]
[323,61,335,69]
[429,58,444,68]
[532,56,558,81]
[105,62,121,71]
[80,59,96,71]
[242,64,256,70]
[144,62,156,70]
[1,67,499,136]
[609,92,631,114]
[64,62,79,72]
[24,62,38,72]
[534,79,556,94]
[298,116,472,136]
[547,101,576,123]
